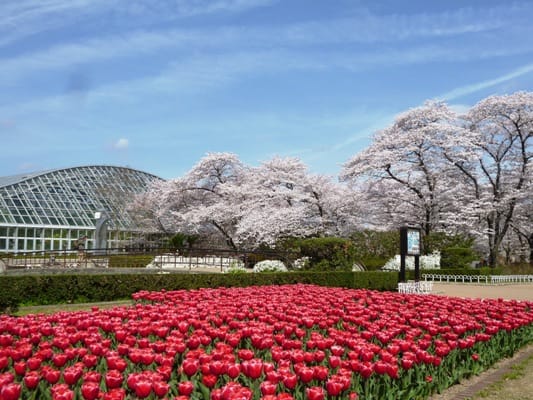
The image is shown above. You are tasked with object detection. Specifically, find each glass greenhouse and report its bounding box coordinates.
[0,165,162,253]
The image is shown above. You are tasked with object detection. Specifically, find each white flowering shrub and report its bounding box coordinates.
[292,257,310,270]
[223,260,248,274]
[382,252,441,271]
[253,260,288,273]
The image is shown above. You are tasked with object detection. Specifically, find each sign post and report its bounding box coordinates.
[399,226,421,283]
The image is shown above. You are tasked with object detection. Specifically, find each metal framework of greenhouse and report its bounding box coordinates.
[0,165,163,254]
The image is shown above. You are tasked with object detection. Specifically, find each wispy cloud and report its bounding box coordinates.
[0,0,111,46]
[169,0,277,17]
[281,6,510,45]
[2,1,531,85]
[0,0,277,47]
[3,43,533,119]
[440,63,533,101]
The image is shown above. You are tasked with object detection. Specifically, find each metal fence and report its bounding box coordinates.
[0,247,292,274]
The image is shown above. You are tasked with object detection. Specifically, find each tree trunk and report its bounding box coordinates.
[529,233,533,267]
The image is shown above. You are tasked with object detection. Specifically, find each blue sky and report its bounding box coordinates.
[1,0,532,180]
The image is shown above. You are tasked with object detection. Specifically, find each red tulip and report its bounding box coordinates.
[42,367,61,384]
[13,360,26,375]
[260,381,277,396]
[328,355,341,369]
[26,357,43,371]
[202,374,218,388]
[178,380,194,396]
[81,381,101,400]
[133,379,152,398]
[52,353,68,368]
[63,366,83,385]
[237,349,255,361]
[209,360,226,375]
[0,383,21,400]
[298,366,315,383]
[23,371,41,390]
[82,354,98,368]
[153,380,170,397]
[51,383,74,400]
[83,371,102,384]
[326,378,344,396]
[282,373,298,389]
[242,358,263,379]
[306,386,325,400]
[102,388,126,400]
[373,360,389,375]
[182,358,200,376]
[278,394,294,400]
[227,362,241,379]
[105,370,124,389]
[313,366,329,381]
[359,363,373,379]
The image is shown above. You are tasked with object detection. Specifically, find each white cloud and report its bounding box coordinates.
[113,138,129,150]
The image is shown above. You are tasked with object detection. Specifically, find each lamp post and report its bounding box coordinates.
[94,210,111,254]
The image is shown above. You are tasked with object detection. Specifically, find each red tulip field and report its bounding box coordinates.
[1,284,532,400]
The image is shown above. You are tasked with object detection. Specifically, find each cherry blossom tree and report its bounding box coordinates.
[128,178,179,234]
[340,101,458,236]
[131,153,360,250]
[130,152,247,249]
[444,92,533,266]
[236,157,358,247]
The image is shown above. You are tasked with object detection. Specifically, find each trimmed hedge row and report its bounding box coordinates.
[0,271,397,314]
[108,255,154,268]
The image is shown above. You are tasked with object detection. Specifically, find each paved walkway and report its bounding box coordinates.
[432,282,533,301]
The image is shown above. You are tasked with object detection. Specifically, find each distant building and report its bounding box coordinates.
[0,165,163,253]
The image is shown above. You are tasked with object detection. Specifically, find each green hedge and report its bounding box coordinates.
[286,237,357,271]
[108,255,154,268]
[440,247,478,269]
[0,271,397,314]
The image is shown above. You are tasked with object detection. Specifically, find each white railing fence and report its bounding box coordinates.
[421,274,533,284]
[399,274,533,295]
[398,281,433,294]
